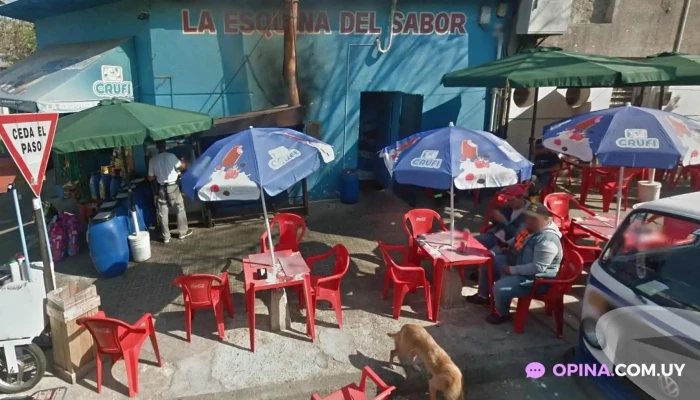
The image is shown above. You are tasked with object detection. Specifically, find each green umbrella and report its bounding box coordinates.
[53,99,214,153]
[441,47,674,88]
[638,52,700,86]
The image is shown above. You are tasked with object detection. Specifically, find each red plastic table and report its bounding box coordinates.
[243,250,315,352]
[571,214,618,241]
[417,231,494,321]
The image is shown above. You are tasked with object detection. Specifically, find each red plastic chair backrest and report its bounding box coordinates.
[323,244,350,291]
[403,209,442,238]
[544,193,573,229]
[174,274,222,307]
[552,238,585,294]
[79,316,132,354]
[377,241,400,270]
[272,213,306,251]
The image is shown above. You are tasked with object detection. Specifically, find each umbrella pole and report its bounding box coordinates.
[528,88,540,160]
[450,180,455,247]
[260,186,276,266]
[616,167,624,226]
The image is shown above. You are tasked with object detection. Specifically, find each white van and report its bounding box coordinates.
[577,192,700,400]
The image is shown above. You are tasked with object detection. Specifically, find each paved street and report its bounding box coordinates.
[1,172,692,399]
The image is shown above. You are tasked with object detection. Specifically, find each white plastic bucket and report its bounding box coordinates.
[637,180,662,203]
[128,231,151,263]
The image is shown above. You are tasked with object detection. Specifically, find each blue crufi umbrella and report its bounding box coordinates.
[182,127,334,263]
[380,123,533,245]
[542,104,700,168]
[542,104,700,223]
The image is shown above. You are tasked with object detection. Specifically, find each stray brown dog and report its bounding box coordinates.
[388,324,464,400]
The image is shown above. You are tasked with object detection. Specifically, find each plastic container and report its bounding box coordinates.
[637,180,662,202]
[89,173,101,200]
[115,193,146,234]
[99,173,113,201]
[109,175,123,199]
[340,169,359,204]
[128,231,151,263]
[87,211,129,278]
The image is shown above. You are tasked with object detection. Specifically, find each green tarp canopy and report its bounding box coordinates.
[441,47,675,88]
[53,99,214,153]
[637,52,700,86]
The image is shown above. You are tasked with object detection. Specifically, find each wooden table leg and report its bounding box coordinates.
[432,259,444,323]
[303,275,316,342]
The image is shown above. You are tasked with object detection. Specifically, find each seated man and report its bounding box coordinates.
[531,139,561,193]
[476,186,530,250]
[466,202,563,325]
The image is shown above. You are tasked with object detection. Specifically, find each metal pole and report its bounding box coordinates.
[528,88,540,160]
[674,0,693,52]
[10,184,31,281]
[615,167,625,227]
[37,196,55,290]
[32,197,54,292]
[260,186,276,267]
[450,180,455,248]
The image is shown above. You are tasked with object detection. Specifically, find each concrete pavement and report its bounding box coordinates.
[1,171,693,399]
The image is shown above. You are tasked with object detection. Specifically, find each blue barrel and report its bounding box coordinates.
[110,175,123,199]
[89,173,101,200]
[115,192,146,234]
[88,211,129,277]
[340,169,359,204]
[131,180,156,227]
[100,174,113,201]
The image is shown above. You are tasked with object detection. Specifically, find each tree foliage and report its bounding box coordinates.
[0,17,36,66]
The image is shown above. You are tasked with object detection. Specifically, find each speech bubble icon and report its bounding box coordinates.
[525,362,546,379]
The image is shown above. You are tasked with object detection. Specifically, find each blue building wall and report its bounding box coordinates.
[34,0,507,200]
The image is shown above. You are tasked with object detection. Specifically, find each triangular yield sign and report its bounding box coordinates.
[0,113,58,197]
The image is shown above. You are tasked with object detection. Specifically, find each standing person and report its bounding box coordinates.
[531,139,561,193]
[148,140,192,243]
[475,186,530,250]
[465,202,563,324]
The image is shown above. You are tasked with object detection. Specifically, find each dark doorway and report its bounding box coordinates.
[358,92,423,202]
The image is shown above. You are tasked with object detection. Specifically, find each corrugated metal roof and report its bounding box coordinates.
[0,0,120,22]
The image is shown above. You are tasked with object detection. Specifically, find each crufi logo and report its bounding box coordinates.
[411,150,442,169]
[268,146,302,170]
[616,129,659,149]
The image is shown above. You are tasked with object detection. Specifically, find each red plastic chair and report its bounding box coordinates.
[544,192,596,240]
[403,209,447,264]
[479,182,531,233]
[590,168,641,212]
[297,244,351,328]
[377,241,433,321]
[538,170,561,202]
[260,213,307,253]
[173,273,233,342]
[561,235,601,268]
[77,312,162,397]
[310,366,395,400]
[512,246,584,338]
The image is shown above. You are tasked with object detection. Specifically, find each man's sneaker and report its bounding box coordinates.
[485,313,512,325]
[464,294,489,305]
[178,229,193,240]
[163,238,170,244]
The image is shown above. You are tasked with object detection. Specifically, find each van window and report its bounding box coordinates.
[600,211,700,311]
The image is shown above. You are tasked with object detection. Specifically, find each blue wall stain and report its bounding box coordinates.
[32,0,506,200]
